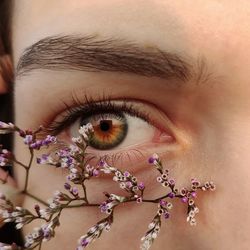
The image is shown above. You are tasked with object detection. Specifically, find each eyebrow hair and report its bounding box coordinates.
[16,35,196,82]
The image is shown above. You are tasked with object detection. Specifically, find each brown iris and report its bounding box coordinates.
[81,113,128,150]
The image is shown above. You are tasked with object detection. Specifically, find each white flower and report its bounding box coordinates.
[72,136,83,144]
[168,202,174,209]
[141,216,161,250]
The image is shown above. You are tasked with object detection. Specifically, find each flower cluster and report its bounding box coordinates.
[0,242,20,250]
[99,160,145,202]
[20,129,56,150]
[0,122,216,250]
[0,194,34,230]
[157,199,173,219]
[78,123,94,142]
[77,215,112,250]
[100,193,126,214]
[24,217,59,249]
[0,148,12,167]
[141,215,161,250]
[0,122,16,134]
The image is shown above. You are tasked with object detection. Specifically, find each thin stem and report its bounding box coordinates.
[24,191,100,208]
[142,193,183,203]
[28,242,41,250]
[22,149,34,193]
[67,203,100,208]
[13,159,28,169]
[82,182,89,204]
[25,192,49,206]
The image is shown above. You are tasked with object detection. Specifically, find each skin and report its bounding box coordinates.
[2,0,250,249]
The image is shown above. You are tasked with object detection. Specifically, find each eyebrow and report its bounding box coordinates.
[16,35,200,82]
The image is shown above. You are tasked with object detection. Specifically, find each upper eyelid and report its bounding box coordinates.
[44,97,152,136]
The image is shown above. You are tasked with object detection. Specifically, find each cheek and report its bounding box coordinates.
[196,116,250,243]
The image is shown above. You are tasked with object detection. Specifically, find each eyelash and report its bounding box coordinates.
[45,93,153,136]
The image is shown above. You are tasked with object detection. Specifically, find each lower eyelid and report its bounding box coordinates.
[86,133,176,166]
[88,143,178,167]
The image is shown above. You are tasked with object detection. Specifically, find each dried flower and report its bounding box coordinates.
[77,215,113,249]
[0,149,12,167]
[0,243,21,250]
[0,121,216,250]
[78,124,94,142]
[141,215,161,250]
[24,217,59,248]
[0,122,16,134]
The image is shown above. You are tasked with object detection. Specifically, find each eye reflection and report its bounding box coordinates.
[81,113,128,150]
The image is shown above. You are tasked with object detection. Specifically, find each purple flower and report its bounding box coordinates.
[181,197,188,203]
[148,153,159,164]
[124,171,130,177]
[92,169,99,177]
[167,192,175,199]
[148,157,155,164]
[126,181,133,188]
[159,200,167,206]
[30,141,42,150]
[41,135,57,146]
[164,212,170,219]
[138,182,145,190]
[169,179,175,185]
[23,135,33,145]
[64,183,71,190]
[36,154,52,165]
[81,238,89,247]
[191,192,197,198]
[72,187,79,196]
[100,202,108,213]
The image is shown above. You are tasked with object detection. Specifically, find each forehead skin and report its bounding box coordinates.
[11,1,250,250]
[12,0,250,104]
[12,0,250,69]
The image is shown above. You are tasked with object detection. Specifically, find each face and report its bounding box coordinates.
[11,1,250,249]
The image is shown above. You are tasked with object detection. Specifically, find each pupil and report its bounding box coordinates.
[100,120,112,132]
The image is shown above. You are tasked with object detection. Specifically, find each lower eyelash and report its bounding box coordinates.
[86,147,147,167]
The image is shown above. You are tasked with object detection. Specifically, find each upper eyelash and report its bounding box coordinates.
[45,93,152,135]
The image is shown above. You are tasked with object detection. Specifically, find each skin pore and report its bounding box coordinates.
[9,0,250,249]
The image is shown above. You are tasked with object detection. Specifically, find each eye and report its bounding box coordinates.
[70,112,154,150]
[46,94,175,162]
